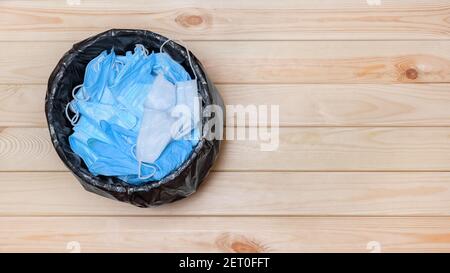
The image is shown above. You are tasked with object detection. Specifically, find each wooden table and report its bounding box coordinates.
[0,0,449,252]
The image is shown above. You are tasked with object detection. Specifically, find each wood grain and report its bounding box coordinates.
[0,41,449,84]
[223,84,450,126]
[1,172,450,216]
[0,85,46,127]
[1,0,450,253]
[1,216,450,252]
[0,0,449,41]
[3,84,450,127]
[3,127,450,171]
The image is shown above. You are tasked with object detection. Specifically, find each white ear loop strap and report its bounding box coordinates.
[65,84,86,126]
[135,44,149,56]
[160,39,197,80]
[130,144,158,180]
[65,102,79,126]
[72,84,88,101]
[138,161,157,180]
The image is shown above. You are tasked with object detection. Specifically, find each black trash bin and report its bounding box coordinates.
[45,29,224,207]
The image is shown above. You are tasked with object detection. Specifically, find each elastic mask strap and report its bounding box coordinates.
[72,84,89,101]
[65,102,79,126]
[131,144,157,180]
[160,39,197,81]
[135,44,149,56]
[65,84,85,126]
[138,161,157,180]
[130,144,137,159]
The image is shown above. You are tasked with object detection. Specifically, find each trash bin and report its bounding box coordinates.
[45,29,224,207]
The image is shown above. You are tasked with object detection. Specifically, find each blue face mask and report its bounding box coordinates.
[151,53,191,83]
[99,120,137,156]
[120,139,193,184]
[66,51,117,125]
[113,59,155,118]
[72,99,137,130]
[72,116,111,143]
[111,46,148,86]
[81,50,116,102]
[86,139,138,176]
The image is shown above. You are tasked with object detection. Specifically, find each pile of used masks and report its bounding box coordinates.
[65,43,201,185]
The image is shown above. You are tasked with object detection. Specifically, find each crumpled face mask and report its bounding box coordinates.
[65,50,116,126]
[133,41,201,180]
[152,53,191,84]
[72,100,137,131]
[121,139,193,184]
[136,74,177,167]
[114,59,155,118]
[87,138,138,176]
[80,50,115,103]
[172,79,201,140]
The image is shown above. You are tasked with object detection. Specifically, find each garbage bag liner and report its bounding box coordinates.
[45,29,224,207]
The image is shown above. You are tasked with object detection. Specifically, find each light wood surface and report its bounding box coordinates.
[0,0,449,253]
[1,172,450,216]
[0,0,449,41]
[0,41,449,84]
[1,217,450,253]
[3,84,450,127]
[3,127,450,171]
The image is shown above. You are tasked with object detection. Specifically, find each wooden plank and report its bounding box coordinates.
[1,216,450,252]
[0,85,46,127]
[1,172,450,216]
[0,41,449,84]
[3,127,450,171]
[3,84,450,127]
[0,0,449,41]
[223,84,450,126]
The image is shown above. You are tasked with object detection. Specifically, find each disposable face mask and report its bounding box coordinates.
[69,117,130,174]
[71,136,138,177]
[72,100,138,130]
[136,74,177,173]
[87,139,138,176]
[65,51,116,125]
[159,39,201,141]
[152,53,191,83]
[72,50,106,102]
[82,50,115,102]
[99,120,136,153]
[112,45,148,86]
[114,59,155,117]
[172,80,201,140]
[69,119,138,177]
[133,41,201,179]
[150,139,193,180]
[117,55,147,85]
[102,45,153,110]
[121,139,193,184]
[73,116,111,144]
[69,133,97,168]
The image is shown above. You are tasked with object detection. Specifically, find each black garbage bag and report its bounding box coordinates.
[45,29,224,207]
